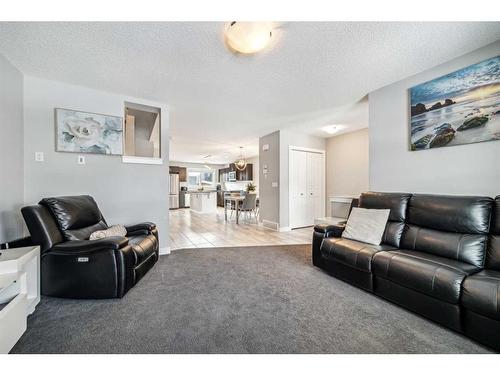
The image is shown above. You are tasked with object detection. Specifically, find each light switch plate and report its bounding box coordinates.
[35,152,44,162]
[77,155,85,165]
[272,182,278,188]
[262,144,269,151]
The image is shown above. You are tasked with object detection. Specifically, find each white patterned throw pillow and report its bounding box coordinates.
[341,207,390,246]
[89,224,127,240]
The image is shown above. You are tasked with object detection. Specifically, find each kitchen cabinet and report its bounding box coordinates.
[219,163,253,182]
[178,168,187,182]
[169,166,187,182]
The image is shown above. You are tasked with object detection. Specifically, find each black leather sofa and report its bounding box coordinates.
[313,192,500,351]
[22,195,159,299]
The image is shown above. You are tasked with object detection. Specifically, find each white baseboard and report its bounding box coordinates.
[260,220,291,232]
[159,246,171,255]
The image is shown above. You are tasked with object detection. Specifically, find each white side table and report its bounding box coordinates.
[0,246,40,353]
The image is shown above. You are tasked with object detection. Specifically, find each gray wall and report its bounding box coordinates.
[0,54,24,243]
[23,76,170,252]
[369,41,500,197]
[258,131,280,226]
[326,128,369,199]
[279,130,326,228]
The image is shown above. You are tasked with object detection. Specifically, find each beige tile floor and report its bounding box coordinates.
[168,208,313,250]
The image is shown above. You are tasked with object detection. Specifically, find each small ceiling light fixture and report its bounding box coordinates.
[322,125,346,135]
[234,147,247,171]
[224,22,273,54]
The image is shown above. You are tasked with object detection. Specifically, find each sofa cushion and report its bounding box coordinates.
[359,192,411,222]
[400,194,493,268]
[40,195,108,241]
[373,250,480,304]
[358,192,412,248]
[405,194,492,234]
[462,270,500,321]
[321,237,396,273]
[401,226,488,269]
[128,234,158,265]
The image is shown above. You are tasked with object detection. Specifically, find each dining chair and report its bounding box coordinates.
[238,193,257,222]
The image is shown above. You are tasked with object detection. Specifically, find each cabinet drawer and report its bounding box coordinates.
[0,293,27,353]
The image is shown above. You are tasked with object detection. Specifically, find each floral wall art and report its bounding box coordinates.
[409,55,500,151]
[55,108,123,155]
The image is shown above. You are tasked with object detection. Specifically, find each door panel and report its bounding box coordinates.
[290,149,324,229]
[289,150,307,228]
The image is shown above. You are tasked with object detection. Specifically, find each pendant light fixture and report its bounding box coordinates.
[234,147,247,171]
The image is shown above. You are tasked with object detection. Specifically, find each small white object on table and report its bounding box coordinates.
[0,246,40,353]
[189,190,217,213]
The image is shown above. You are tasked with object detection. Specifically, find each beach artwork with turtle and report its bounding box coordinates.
[410,55,500,151]
[55,108,123,155]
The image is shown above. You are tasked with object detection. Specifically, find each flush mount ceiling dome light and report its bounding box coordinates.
[224,22,273,54]
[322,125,346,135]
[234,147,247,171]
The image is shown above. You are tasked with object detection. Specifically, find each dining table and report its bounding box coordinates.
[224,195,246,224]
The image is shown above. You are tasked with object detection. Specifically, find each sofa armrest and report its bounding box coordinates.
[0,236,33,249]
[50,236,129,254]
[314,223,346,238]
[125,222,156,235]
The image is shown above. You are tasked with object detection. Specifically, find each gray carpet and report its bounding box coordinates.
[11,245,492,353]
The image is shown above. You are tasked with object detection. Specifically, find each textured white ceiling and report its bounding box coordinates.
[0,22,499,163]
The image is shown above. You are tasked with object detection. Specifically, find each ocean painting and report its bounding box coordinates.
[55,108,123,155]
[409,55,500,151]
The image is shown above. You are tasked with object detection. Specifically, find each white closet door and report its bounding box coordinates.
[289,150,307,228]
[289,148,325,229]
[306,152,324,226]
[307,153,325,223]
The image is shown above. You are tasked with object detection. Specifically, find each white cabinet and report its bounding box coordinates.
[0,246,40,353]
[289,148,325,229]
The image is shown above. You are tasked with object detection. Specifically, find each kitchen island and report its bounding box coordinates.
[189,191,217,213]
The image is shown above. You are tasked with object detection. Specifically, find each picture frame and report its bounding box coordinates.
[55,108,124,155]
[409,55,500,151]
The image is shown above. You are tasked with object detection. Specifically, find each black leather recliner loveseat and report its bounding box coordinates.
[313,192,500,351]
[22,195,159,299]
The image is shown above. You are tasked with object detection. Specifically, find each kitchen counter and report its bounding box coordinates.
[190,191,217,213]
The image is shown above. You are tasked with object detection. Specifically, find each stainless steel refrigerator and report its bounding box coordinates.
[169,174,179,209]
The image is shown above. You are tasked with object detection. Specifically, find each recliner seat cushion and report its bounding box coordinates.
[462,270,500,321]
[373,250,480,304]
[321,237,396,273]
[40,195,108,241]
[128,234,158,265]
